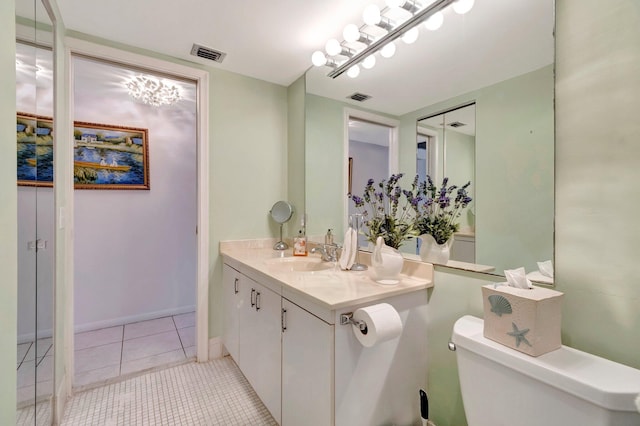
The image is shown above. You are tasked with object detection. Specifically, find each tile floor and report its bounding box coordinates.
[61,357,277,425]
[74,312,197,388]
[16,337,54,406]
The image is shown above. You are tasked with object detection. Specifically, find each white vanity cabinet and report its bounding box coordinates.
[221,251,431,426]
[223,264,334,426]
[238,276,282,423]
[281,298,334,426]
[222,264,242,361]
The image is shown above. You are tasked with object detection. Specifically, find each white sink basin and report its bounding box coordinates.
[265,256,334,273]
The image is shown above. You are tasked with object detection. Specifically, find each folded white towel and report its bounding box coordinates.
[537,260,554,278]
[347,228,357,270]
[339,228,353,270]
[504,267,533,289]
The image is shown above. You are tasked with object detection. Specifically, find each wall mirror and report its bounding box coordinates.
[305,0,554,280]
[417,103,477,264]
[16,0,56,423]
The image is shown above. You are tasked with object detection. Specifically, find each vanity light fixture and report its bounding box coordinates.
[126,75,181,107]
[311,0,472,79]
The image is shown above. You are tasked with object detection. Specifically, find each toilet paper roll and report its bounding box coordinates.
[352,303,403,347]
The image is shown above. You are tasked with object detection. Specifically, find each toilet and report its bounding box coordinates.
[451,315,640,426]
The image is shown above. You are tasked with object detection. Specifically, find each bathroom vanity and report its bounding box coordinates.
[220,240,433,426]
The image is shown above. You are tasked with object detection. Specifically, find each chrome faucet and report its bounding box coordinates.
[311,243,341,262]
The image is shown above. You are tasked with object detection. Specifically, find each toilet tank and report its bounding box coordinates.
[451,316,640,426]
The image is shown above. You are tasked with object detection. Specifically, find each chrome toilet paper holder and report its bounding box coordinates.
[340,312,367,332]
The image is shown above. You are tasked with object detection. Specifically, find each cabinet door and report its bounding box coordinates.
[282,298,334,426]
[239,278,282,424]
[222,264,243,361]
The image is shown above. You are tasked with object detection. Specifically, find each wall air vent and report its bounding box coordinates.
[190,44,226,63]
[347,92,371,102]
[448,121,466,128]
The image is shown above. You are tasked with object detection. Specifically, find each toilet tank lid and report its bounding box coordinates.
[452,315,640,413]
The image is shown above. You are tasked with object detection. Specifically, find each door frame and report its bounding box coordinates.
[343,108,399,234]
[62,37,210,387]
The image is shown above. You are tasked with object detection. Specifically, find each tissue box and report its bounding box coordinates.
[482,284,563,356]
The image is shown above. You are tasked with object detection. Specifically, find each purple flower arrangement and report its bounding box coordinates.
[350,173,473,248]
[350,173,417,249]
[411,175,473,245]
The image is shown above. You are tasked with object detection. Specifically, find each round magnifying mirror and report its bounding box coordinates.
[270,201,294,250]
[270,200,294,224]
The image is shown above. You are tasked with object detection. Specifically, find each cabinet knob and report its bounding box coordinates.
[256,292,261,311]
[251,288,256,307]
[281,308,287,332]
[234,278,239,294]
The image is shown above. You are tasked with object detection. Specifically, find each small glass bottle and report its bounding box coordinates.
[293,230,307,256]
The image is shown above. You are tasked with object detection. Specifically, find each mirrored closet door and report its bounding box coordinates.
[16,0,55,423]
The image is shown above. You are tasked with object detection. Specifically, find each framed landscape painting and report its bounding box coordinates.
[18,114,150,190]
[17,113,54,187]
[73,121,150,190]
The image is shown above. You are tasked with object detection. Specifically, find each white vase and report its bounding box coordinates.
[419,234,452,264]
[371,237,404,285]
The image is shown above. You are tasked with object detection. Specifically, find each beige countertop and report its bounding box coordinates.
[220,239,433,311]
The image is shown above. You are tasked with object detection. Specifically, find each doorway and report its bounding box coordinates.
[71,55,198,387]
[63,38,210,390]
[345,110,399,247]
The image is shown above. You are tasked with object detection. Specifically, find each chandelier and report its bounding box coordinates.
[311,0,474,78]
[126,75,181,107]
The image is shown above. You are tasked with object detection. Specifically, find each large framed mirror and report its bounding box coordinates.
[305,0,554,280]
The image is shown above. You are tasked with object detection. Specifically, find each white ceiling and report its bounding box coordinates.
[18,0,554,116]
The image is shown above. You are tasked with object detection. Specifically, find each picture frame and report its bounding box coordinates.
[17,112,54,187]
[17,114,151,190]
[348,156,353,195]
[73,121,150,190]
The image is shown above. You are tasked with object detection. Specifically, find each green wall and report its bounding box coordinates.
[444,129,475,232]
[305,94,347,237]
[1,3,17,424]
[554,0,640,366]
[305,93,399,238]
[401,65,554,274]
[208,69,289,337]
[287,75,306,236]
[426,1,640,425]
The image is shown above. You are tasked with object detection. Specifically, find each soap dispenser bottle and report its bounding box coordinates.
[293,215,307,256]
[325,229,334,245]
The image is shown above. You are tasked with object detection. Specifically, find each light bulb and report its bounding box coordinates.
[363,4,381,25]
[343,24,361,43]
[325,39,342,56]
[402,27,419,44]
[452,0,474,14]
[311,51,327,66]
[347,65,360,78]
[386,0,404,8]
[362,55,376,69]
[424,11,444,30]
[380,42,396,58]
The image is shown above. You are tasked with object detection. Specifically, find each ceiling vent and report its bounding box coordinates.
[347,92,371,102]
[448,121,466,128]
[190,44,226,63]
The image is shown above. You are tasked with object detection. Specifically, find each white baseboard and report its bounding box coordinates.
[73,305,196,333]
[17,328,53,344]
[208,336,223,360]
